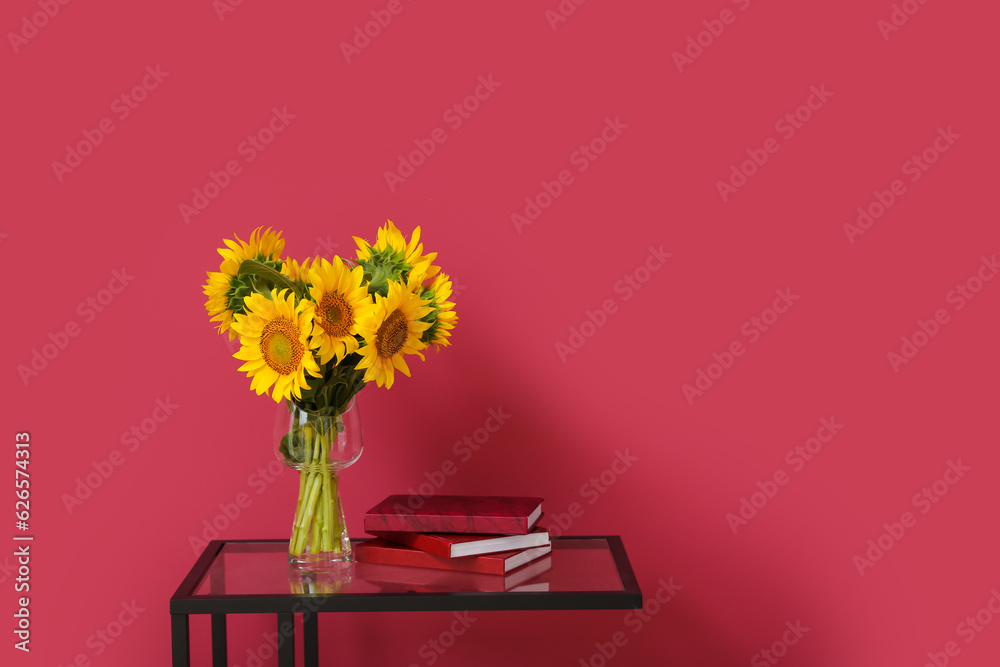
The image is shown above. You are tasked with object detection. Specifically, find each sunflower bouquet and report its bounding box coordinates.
[203,222,456,566]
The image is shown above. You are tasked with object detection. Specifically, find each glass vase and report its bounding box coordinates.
[275,397,363,571]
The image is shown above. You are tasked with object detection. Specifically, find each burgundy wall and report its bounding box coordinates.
[5,1,999,666]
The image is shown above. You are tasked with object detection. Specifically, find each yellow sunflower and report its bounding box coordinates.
[402,225,441,284]
[280,256,319,283]
[203,272,237,338]
[219,226,285,269]
[355,280,433,389]
[421,272,457,350]
[305,257,375,365]
[353,220,440,285]
[231,289,321,402]
[204,227,285,340]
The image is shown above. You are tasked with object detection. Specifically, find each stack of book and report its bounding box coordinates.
[356,495,551,580]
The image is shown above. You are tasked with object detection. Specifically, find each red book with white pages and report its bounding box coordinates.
[370,527,550,558]
[367,555,553,593]
[364,495,543,535]
[355,538,552,575]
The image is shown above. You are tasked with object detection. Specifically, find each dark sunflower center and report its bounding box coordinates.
[319,292,352,338]
[376,309,408,358]
[260,318,304,375]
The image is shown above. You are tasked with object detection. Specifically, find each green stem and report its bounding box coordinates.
[328,472,341,553]
[293,472,322,554]
[320,451,332,552]
[310,496,322,553]
[287,412,351,560]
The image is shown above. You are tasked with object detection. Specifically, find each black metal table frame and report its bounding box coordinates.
[170,536,642,667]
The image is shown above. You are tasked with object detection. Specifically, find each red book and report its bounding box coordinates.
[355,538,552,575]
[364,495,543,535]
[366,555,553,593]
[370,527,550,558]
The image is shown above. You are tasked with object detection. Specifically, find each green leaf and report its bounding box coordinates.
[237,259,302,297]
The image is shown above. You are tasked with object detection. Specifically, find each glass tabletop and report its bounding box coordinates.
[191,538,626,598]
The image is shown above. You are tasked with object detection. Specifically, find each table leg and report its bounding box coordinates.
[304,612,319,667]
[170,614,190,667]
[211,614,228,667]
[277,613,295,667]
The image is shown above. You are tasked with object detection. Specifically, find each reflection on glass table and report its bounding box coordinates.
[170,537,641,667]
[192,538,627,598]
